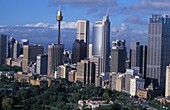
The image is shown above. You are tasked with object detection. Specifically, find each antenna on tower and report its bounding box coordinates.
[59,5,61,11]
[116,30,119,40]
[106,9,109,15]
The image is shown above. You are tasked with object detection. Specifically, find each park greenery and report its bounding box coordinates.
[0,64,22,73]
[0,78,147,110]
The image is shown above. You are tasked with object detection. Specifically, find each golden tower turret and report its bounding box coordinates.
[56,6,63,45]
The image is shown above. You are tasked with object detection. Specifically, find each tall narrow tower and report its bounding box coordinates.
[48,6,64,76]
[56,6,63,45]
[147,14,170,90]
[92,14,110,73]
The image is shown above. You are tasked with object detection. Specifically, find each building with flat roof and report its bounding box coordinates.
[0,34,7,65]
[147,14,170,90]
[22,45,44,72]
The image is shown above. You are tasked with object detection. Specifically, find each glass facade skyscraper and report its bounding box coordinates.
[147,14,170,90]
[0,34,7,65]
[92,14,110,73]
[111,40,126,73]
[77,20,89,58]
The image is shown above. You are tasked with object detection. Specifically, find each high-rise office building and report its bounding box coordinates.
[77,20,89,43]
[77,20,89,57]
[0,34,7,65]
[130,42,147,78]
[90,56,103,86]
[20,39,29,55]
[89,44,93,58]
[48,44,64,76]
[165,65,170,97]
[110,40,126,73]
[13,41,21,59]
[20,39,29,46]
[8,37,15,58]
[47,6,64,77]
[92,14,110,73]
[147,14,170,90]
[77,60,95,85]
[22,45,44,72]
[72,39,87,64]
[36,54,48,75]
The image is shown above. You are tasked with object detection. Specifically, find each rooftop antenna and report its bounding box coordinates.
[106,9,109,15]
[59,4,61,11]
[116,30,119,40]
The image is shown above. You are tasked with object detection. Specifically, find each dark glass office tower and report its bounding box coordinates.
[110,40,126,73]
[0,34,7,65]
[8,37,15,58]
[147,14,170,90]
[72,39,87,64]
[130,42,147,78]
[77,20,89,58]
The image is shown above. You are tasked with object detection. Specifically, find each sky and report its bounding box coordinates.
[1,0,170,50]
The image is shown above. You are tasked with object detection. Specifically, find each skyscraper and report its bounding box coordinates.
[77,20,89,44]
[8,37,15,58]
[89,56,103,87]
[36,54,48,75]
[48,6,64,76]
[48,44,64,76]
[0,34,7,65]
[72,39,87,64]
[77,60,95,85]
[110,40,126,73]
[130,42,147,78]
[13,41,21,59]
[89,44,93,58]
[147,14,170,90]
[20,39,29,55]
[92,14,110,73]
[22,45,44,72]
[77,20,89,57]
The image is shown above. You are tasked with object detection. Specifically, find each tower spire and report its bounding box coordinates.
[59,5,61,11]
[106,9,109,15]
[56,5,63,45]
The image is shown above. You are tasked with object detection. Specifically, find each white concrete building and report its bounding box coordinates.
[130,76,145,96]
[165,64,170,97]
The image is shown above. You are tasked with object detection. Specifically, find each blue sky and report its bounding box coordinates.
[1,0,170,50]
[0,0,140,26]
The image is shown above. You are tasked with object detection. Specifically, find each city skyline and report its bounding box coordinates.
[1,0,170,49]
[1,1,170,109]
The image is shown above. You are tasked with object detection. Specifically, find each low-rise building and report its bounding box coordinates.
[137,82,162,99]
[14,72,32,82]
[130,76,145,96]
[0,71,15,79]
[68,70,77,82]
[78,97,112,110]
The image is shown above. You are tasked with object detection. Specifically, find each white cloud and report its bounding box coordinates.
[0,23,77,50]
[111,23,147,45]
[124,15,147,25]
[121,0,170,14]
[15,22,77,29]
[49,0,117,16]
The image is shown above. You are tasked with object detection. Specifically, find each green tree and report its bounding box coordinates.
[2,98,14,110]
[103,91,109,100]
